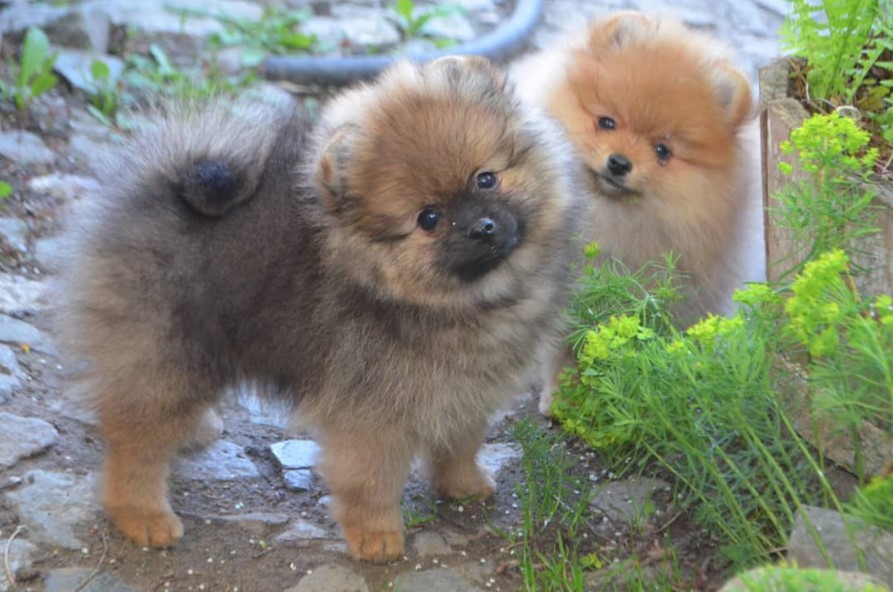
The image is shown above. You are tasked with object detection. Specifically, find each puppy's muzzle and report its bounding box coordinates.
[443,200,523,282]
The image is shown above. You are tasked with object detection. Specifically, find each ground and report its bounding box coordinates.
[0,0,784,590]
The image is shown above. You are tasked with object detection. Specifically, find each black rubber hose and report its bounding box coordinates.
[262,0,543,86]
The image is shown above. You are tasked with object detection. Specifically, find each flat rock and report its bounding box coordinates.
[0,412,58,468]
[235,388,289,429]
[719,566,888,592]
[422,13,476,41]
[0,217,29,253]
[0,130,55,167]
[213,511,290,526]
[458,560,497,586]
[0,3,108,51]
[394,569,482,592]
[300,16,345,52]
[788,506,893,588]
[211,512,290,535]
[44,568,136,592]
[54,50,125,95]
[271,439,320,469]
[275,518,329,543]
[477,442,520,478]
[49,385,98,425]
[0,343,25,401]
[0,537,37,592]
[413,531,450,557]
[338,15,400,48]
[453,0,497,11]
[286,565,369,592]
[0,313,57,355]
[92,0,262,37]
[590,477,671,526]
[0,273,47,313]
[67,132,115,172]
[4,470,98,549]
[283,468,314,491]
[33,236,66,272]
[172,439,259,481]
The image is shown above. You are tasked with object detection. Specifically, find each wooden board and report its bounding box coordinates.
[760,59,893,296]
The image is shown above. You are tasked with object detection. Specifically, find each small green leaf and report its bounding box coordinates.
[396,0,414,21]
[280,32,315,50]
[432,36,457,49]
[149,44,175,76]
[86,103,113,127]
[20,27,51,86]
[90,58,111,81]
[0,182,12,199]
[29,71,58,97]
[408,12,433,35]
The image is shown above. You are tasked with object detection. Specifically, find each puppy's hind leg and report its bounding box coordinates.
[428,419,494,501]
[96,368,219,548]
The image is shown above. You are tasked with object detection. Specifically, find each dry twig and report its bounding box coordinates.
[3,525,25,587]
[72,529,108,592]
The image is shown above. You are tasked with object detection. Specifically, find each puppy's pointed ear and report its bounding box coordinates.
[317,125,360,214]
[587,11,651,50]
[710,62,753,128]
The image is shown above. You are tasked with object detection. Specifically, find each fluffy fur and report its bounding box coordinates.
[513,13,756,414]
[514,12,755,321]
[58,57,586,561]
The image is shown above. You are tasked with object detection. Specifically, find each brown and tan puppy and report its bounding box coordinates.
[59,57,586,561]
[513,13,755,413]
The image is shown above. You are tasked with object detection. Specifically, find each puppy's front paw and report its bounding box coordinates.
[108,506,184,548]
[344,528,404,562]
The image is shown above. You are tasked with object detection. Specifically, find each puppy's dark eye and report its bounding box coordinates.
[418,207,440,231]
[476,171,498,190]
[655,143,672,162]
[597,117,616,131]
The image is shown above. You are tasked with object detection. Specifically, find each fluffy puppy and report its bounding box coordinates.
[513,13,755,414]
[59,56,586,561]
[514,11,754,321]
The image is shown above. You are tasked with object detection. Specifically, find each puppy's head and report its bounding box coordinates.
[311,57,580,310]
[549,12,752,207]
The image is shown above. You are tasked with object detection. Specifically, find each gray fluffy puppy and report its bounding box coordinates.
[59,57,587,561]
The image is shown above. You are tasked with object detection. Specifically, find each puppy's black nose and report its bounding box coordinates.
[469,217,497,242]
[607,153,632,177]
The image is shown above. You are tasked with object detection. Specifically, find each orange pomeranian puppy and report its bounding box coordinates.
[514,11,755,323]
[513,12,756,414]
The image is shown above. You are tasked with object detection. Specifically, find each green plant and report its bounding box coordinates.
[0,181,12,199]
[401,498,437,529]
[509,420,595,592]
[123,44,249,104]
[85,58,120,126]
[0,27,59,111]
[391,0,463,47]
[773,112,880,277]
[553,248,856,568]
[736,565,888,591]
[781,0,892,169]
[846,472,893,532]
[783,251,893,453]
[172,6,318,67]
[782,0,883,103]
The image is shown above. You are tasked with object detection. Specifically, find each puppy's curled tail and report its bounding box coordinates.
[122,96,302,218]
[179,158,250,217]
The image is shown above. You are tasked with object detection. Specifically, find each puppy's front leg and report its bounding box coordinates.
[317,425,413,562]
